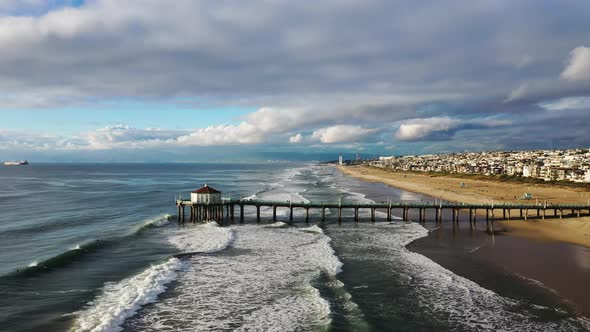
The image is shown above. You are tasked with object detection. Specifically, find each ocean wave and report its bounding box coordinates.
[7,239,110,277]
[134,214,173,233]
[168,222,234,254]
[123,224,346,331]
[235,284,332,331]
[265,221,288,228]
[4,214,174,278]
[71,257,184,332]
[327,222,586,331]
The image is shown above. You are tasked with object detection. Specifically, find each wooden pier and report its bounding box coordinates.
[175,199,590,231]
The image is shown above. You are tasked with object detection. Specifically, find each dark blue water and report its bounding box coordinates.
[0,163,588,331]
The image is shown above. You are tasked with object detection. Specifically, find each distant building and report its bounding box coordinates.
[358,148,590,183]
[338,153,343,165]
[191,184,222,204]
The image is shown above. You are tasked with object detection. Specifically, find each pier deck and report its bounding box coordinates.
[175,199,590,231]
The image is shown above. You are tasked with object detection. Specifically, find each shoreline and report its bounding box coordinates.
[336,164,590,319]
[337,165,590,248]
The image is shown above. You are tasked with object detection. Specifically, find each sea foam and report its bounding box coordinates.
[168,222,234,254]
[328,221,585,331]
[71,257,184,332]
[123,224,344,331]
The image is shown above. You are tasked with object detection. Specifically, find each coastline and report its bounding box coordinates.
[337,165,590,248]
[336,164,590,319]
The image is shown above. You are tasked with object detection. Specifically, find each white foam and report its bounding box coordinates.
[327,222,584,330]
[298,224,324,234]
[168,222,234,254]
[145,214,172,227]
[71,257,184,332]
[28,261,38,267]
[266,221,288,228]
[236,284,332,332]
[242,193,258,200]
[124,224,344,331]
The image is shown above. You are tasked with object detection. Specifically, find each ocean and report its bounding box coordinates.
[0,163,588,331]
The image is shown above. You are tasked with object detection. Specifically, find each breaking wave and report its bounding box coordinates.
[168,222,235,254]
[5,214,174,277]
[70,257,184,332]
[122,224,345,331]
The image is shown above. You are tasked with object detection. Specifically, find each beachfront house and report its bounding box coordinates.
[191,184,222,204]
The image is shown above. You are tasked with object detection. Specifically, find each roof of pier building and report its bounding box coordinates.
[192,184,221,194]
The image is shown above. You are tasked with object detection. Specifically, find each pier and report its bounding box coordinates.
[175,198,590,231]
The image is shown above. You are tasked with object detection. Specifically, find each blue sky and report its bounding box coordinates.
[2,102,253,135]
[1,1,590,162]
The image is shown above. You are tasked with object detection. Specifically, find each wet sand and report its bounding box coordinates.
[338,165,590,248]
[336,164,590,319]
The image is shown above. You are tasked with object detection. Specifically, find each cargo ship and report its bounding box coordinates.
[3,160,29,166]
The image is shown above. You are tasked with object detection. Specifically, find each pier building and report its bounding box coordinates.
[191,184,222,204]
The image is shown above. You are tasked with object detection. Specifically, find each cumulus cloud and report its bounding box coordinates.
[82,125,189,149]
[289,133,303,143]
[395,117,460,141]
[394,117,511,142]
[311,125,380,144]
[561,46,590,81]
[2,1,590,158]
[176,123,265,146]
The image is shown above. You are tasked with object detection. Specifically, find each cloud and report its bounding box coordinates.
[1,0,589,110]
[2,1,590,159]
[539,96,590,111]
[311,125,380,144]
[505,82,532,102]
[394,117,511,142]
[561,46,590,81]
[395,117,461,141]
[505,46,590,103]
[82,125,189,149]
[289,133,303,143]
[176,123,264,146]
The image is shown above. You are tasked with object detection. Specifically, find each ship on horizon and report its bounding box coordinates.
[3,160,29,166]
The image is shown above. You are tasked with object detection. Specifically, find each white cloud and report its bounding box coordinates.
[505,82,531,102]
[82,125,188,149]
[311,125,379,144]
[394,117,512,141]
[176,123,264,146]
[289,133,303,143]
[561,46,590,81]
[395,117,460,141]
[538,96,590,111]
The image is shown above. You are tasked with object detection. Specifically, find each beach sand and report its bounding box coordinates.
[338,164,590,318]
[338,165,590,248]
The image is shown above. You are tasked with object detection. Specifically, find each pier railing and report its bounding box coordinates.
[174,198,590,230]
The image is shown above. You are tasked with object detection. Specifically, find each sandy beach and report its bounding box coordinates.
[338,165,590,248]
